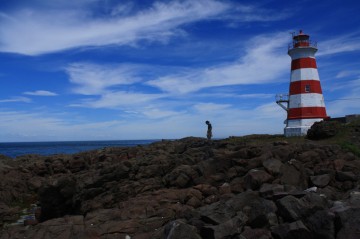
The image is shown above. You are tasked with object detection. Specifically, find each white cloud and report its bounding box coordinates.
[318,32,360,56]
[71,91,165,109]
[326,78,360,117]
[142,107,184,119]
[23,90,58,96]
[65,32,290,114]
[0,0,230,55]
[224,4,291,23]
[147,32,289,94]
[0,110,125,142]
[0,100,286,142]
[0,96,31,103]
[193,103,232,113]
[66,63,145,95]
[327,98,360,117]
[336,70,360,78]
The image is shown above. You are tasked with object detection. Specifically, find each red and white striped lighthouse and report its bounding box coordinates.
[277,30,328,136]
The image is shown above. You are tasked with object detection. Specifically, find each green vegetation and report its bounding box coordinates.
[225,118,360,156]
[325,118,360,156]
[339,141,360,157]
[226,134,306,146]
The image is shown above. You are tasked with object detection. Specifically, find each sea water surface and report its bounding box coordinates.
[0,140,160,158]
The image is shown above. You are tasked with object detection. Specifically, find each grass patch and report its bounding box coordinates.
[225,134,307,146]
[339,141,360,157]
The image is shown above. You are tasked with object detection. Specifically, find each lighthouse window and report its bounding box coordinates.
[305,84,311,92]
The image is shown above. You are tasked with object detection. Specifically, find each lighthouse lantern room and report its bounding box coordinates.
[276,30,328,137]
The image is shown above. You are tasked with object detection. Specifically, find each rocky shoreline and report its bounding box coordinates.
[0,123,359,238]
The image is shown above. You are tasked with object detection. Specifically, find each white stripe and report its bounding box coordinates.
[291,68,320,82]
[287,118,324,127]
[289,93,326,108]
[288,47,317,60]
[284,118,324,137]
[285,118,325,136]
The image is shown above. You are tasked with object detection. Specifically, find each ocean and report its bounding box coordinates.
[0,140,160,158]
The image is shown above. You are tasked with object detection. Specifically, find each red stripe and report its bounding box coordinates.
[289,80,323,95]
[291,58,317,70]
[294,42,310,47]
[288,107,327,119]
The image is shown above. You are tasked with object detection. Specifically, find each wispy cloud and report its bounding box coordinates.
[65,62,170,113]
[147,32,289,94]
[193,103,232,113]
[327,98,360,117]
[0,110,123,142]
[326,77,360,116]
[23,90,58,96]
[70,91,165,109]
[222,3,291,24]
[336,70,360,78]
[65,63,146,95]
[0,100,286,142]
[0,96,31,103]
[66,32,289,115]
[142,107,184,119]
[0,0,230,55]
[318,31,360,56]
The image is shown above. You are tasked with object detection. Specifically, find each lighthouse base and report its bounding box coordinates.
[284,118,324,137]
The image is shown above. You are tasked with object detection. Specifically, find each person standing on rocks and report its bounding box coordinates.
[205,121,212,140]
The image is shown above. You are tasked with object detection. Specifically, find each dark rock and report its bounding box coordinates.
[232,147,262,159]
[50,159,66,174]
[244,169,273,190]
[0,135,359,238]
[349,191,360,208]
[259,183,285,199]
[310,174,331,188]
[186,196,202,208]
[219,183,231,195]
[0,202,21,226]
[273,141,289,146]
[27,177,43,191]
[163,165,199,188]
[202,214,247,239]
[163,220,201,239]
[318,186,342,200]
[197,200,236,225]
[0,215,85,239]
[336,171,357,182]
[263,158,283,175]
[32,160,49,176]
[229,177,245,193]
[240,226,272,239]
[228,191,277,228]
[276,194,327,222]
[24,218,39,226]
[280,160,308,189]
[271,220,313,239]
[335,208,360,239]
[307,120,341,140]
[38,177,78,222]
[193,184,218,197]
[98,162,130,182]
[65,156,87,173]
[305,210,335,239]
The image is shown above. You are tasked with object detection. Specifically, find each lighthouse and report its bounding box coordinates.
[276,30,328,137]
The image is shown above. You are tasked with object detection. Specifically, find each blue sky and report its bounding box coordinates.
[0,0,359,142]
